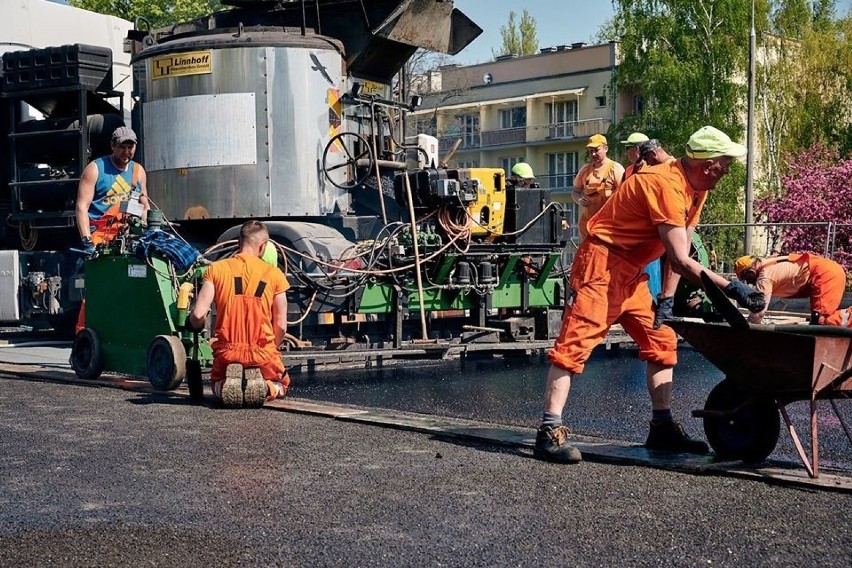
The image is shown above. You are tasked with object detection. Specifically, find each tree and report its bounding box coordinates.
[71,0,224,28]
[604,1,758,262]
[757,1,852,195]
[492,9,538,58]
[756,145,852,270]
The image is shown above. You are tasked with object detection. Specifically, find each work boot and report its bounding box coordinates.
[242,367,266,409]
[645,420,710,455]
[533,425,582,464]
[221,363,244,409]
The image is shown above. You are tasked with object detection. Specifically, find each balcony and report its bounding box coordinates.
[481,127,526,147]
[432,118,612,152]
[438,135,480,154]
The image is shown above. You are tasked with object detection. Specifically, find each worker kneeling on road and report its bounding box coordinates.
[735,253,847,325]
[188,220,291,409]
[534,126,766,465]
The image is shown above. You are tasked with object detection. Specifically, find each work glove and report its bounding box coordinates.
[653,295,675,329]
[724,280,766,313]
[80,236,96,257]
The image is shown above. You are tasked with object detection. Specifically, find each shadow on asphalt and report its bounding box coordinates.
[429,432,531,458]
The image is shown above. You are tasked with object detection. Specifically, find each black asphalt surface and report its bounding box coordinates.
[293,347,852,473]
[1,377,850,567]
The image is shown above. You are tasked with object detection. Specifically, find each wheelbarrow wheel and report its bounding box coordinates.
[70,327,104,380]
[703,379,780,464]
[147,335,186,391]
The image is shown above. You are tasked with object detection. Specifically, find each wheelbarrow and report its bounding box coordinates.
[666,272,852,478]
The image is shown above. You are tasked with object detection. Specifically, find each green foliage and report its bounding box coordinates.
[70,0,224,28]
[492,9,539,57]
[699,161,747,267]
[758,3,852,194]
[607,1,755,161]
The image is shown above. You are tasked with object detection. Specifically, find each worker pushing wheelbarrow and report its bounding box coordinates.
[668,272,852,478]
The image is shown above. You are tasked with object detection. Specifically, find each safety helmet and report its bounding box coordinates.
[734,255,756,278]
[511,162,535,179]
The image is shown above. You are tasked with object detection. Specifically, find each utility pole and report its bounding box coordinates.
[745,0,756,255]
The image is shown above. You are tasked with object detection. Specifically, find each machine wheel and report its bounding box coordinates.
[321,132,374,190]
[147,335,187,391]
[703,379,781,463]
[70,327,104,380]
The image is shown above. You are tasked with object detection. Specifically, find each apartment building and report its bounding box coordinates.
[409,41,635,217]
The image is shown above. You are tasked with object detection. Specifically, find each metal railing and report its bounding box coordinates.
[425,118,612,152]
[481,127,526,147]
[695,221,852,272]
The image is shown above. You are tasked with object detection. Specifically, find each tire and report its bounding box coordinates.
[703,379,781,463]
[147,335,187,391]
[70,327,104,380]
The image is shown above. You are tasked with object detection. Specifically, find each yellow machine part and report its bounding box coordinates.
[459,168,506,238]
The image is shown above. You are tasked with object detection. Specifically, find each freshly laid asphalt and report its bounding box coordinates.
[1,375,850,567]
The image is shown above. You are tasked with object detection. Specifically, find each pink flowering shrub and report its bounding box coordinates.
[756,145,852,271]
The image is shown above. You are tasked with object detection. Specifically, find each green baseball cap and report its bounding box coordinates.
[620,132,649,147]
[261,240,279,267]
[686,126,747,159]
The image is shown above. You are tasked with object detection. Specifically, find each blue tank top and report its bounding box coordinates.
[89,156,140,220]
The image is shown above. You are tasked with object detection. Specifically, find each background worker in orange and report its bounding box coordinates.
[620,132,649,180]
[734,253,847,324]
[534,126,766,464]
[572,134,625,242]
[189,220,291,408]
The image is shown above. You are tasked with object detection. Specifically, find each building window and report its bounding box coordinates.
[546,152,578,190]
[500,157,524,175]
[499,107,527,129]
[457,160,480,168]
[546,101,578,139]
[413,116,437,136]
[595,95,607,108]
[633,95,644,115]
[456,114,480,147]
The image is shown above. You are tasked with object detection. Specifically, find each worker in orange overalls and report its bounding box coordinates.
[734,253,847,325]
[572,134,625,242]
[620,132,648,181]
[534,126,766,464]
[189,220,291,409]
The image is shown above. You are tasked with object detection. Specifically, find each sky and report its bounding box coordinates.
[452,0,852,66]
[452,1,615,65]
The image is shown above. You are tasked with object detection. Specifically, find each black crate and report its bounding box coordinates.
[2,44,112,92]
[507,187,561,244]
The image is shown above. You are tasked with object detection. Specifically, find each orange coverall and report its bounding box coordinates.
[574,158,624,241]
[205,253,291,398]
[749,253,846,324]
[549,161,707,374]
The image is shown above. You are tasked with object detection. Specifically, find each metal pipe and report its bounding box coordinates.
[403,173,428,340]
[745,0,756,254]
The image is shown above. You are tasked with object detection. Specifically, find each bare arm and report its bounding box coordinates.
[189,280,215,330]
[272,292,288,347]
[138,165,150,219]
[572,167,589,206]
[658,224,732,293]
[76,162,98,239]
